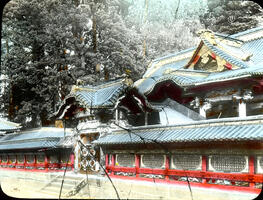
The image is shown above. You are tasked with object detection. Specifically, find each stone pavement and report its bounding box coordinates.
[0,169,259,199]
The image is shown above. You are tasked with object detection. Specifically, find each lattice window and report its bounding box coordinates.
[209,155,248,173]
[1,155,8,163]
[26,154,35,163]
[108,154,113,165]
[61,153,70,163]
[116,154,135,167]
[36,154,45,163]
[141,154,165,169]
[50,155,59,163]
[139,174,165,179]
[9,155,16,163]
[17,155,25,163]
[259,157,263,168]
[256,156,263,174]
[171,155,201,170]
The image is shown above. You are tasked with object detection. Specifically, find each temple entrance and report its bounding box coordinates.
[77,133,100,174]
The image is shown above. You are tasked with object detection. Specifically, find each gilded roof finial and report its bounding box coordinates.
[197,29,217,46]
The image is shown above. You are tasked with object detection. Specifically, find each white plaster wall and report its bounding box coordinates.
[159,107,193,125]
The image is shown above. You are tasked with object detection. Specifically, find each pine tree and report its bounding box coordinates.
[2,0,78,128]
[1,0,148,127]
[200,0,263,34]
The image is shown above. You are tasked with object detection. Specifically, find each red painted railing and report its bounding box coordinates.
[105,154,263,194]
[0,153,74,172]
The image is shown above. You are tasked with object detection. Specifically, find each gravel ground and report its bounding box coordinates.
[1,177,47,198]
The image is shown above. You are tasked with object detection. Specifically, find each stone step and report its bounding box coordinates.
[39,186,72,196]
[55,175,84,182]
[47,181,76,190]
[38,189,68,198]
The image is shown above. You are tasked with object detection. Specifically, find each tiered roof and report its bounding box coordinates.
[94,115,263,145]
[135,26,263,95]
[69,78,129,108]
[0,127,72,150]
[95,26,263,146]
[0,118,21,132]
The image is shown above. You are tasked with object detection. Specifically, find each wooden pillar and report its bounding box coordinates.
[74,141,80,173]
[238,99,246,117]
[249,156,255,188]
[145,112,148,126]
[199,106,206,118]
[70,153,75,171]
[44,155,49,171]
[135,154,140,178]
[111,154,116,176]
[165,155,170,181]
[111,154,115,167]
[33,155,36,170]
[23,155,26,169]
[115,109,119,124]
[202,155,207,184]
[105,154,109,173]
[15,155,17,168]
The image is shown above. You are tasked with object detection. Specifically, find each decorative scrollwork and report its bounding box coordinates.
[80,144,97,171]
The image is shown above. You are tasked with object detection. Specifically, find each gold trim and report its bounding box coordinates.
[135,51,193,87]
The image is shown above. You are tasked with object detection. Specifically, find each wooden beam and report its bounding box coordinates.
[135,155,140,178]
[202,156,207,183]
[249,156,255,188]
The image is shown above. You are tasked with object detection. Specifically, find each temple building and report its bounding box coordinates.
[55,77,135,172]
[2,26,263,195]
[0,117,21,134]
[90,26,263,194]
[0,119,74,171]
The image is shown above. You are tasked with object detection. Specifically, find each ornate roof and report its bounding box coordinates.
[0,127,73,150]
[93,115,263,145]
[68,78,130,109]
[135,26,263,95]
[0,118,21,132]
[54,78,133,119]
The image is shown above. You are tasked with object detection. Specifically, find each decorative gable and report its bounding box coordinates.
[185,30,250,72]
[186,41,239,72]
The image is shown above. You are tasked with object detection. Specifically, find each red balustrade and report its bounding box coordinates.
[60,153,75,170]
[105,154,262,194]
[0,153,74,172]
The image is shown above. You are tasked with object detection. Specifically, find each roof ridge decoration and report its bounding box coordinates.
[134,26,263,95]
[93,115,263,145]
[0,118,21,131]
[134,50,194,88]
[69,77,132,109]
[197,30,251,67]
[71,77,128,93]
[162,68,210,78]
[232,26,263,42]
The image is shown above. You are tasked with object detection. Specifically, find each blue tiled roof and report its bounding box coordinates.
[0,118,21,131]
[202,38,249,69]
[136,58,191,94]
[93,116,263,145]
[135,26,263,94]
[0,140,59,150]
[0,127,72,150]
[231,26,263,38]
[140,66,263,95]
[71,79,127,108]
[241,38,263,65]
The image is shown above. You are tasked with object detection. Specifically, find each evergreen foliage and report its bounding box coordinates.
[1,0,147,128]
[201,0,263,34]
[1,0,262,128]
